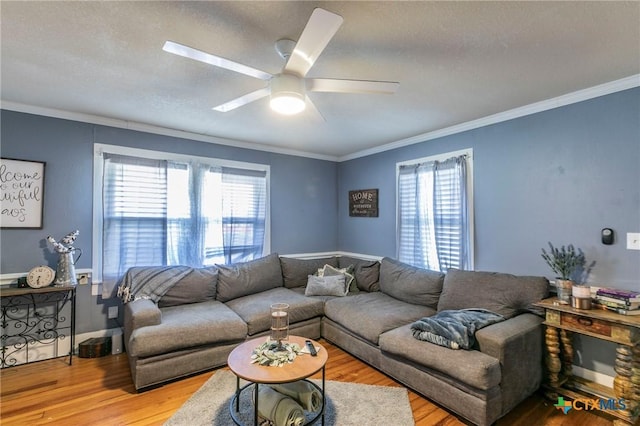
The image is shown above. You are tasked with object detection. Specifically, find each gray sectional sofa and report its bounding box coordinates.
[123,253,548,426]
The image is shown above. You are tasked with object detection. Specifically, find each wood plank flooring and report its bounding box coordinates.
[0,340,614,425]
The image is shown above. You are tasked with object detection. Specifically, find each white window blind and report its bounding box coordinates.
[103,155,168,280]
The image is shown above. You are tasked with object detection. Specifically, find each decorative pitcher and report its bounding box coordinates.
[54,248,82,287]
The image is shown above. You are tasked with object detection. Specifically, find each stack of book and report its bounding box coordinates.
[593,288,640,315]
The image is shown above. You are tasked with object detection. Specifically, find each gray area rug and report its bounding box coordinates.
[165,370,415,425]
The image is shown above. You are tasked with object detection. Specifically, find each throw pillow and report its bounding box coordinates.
[279,256,339,288]
[305,274,347,297]
[437,269,549,319]
[321,264,355,293]
[339,256,380,292]
[379,257,444,308]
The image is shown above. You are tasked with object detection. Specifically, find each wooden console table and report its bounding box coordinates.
[0,285,76,368]
[534,298,639,425]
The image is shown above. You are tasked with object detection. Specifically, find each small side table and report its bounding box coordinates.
[227,335,327,426]
[534,298,639,425]
[0,285,76,368]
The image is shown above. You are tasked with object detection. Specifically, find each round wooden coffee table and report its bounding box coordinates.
[227,335,327,426]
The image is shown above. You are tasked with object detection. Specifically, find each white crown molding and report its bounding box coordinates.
[0,101,339,162]
[2,74,638,163]
[338,74,640,162]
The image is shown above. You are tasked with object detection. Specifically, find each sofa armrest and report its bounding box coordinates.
[124,299,161,354]
[475,313,544,416]
[124,299,162,330]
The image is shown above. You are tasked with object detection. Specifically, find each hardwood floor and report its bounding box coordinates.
[0,340,614,425]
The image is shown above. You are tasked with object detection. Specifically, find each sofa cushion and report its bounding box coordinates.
[158,267,218,307]
[305,274,347,297]
[437,269,549,319]
[279,256,339,289]
[128,300,247,358]
[324,292,435,345]
[225,287,325,335]
[339,256,380,292]
[379,323,501,391]
[216,253,283,302]
[379,257,444,308]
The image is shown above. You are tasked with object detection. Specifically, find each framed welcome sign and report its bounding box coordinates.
[0,158,46,229]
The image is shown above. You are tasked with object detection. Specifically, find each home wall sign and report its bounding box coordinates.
[0,158,45,229]
[349,189,378,217]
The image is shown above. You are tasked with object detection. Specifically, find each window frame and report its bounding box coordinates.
[395,148,475,271]
[92,143,271,285]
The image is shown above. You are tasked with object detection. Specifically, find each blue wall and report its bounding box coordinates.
[338,88,640,289]
[0,110,338,333]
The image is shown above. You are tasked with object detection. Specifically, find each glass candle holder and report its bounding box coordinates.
[555,279,573,305]
[270,303,289,349]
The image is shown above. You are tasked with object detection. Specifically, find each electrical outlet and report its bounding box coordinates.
[108,306,118,319]
[77,273,90,285]
[627,232,640,250]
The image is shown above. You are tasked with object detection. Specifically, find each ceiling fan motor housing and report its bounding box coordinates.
[275,39,296,61]
[270,74,306,114]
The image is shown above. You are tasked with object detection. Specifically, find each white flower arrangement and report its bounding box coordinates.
[46,230,80,254]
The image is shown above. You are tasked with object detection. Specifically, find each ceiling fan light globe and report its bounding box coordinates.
[270,93,306,115]
[269,74,306,115]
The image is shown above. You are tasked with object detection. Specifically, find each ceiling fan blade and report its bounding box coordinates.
[213,87,271,112]
[163,41,272,81]
[307,78,399,94]
[284,8,343,77]
[304,95,325,122]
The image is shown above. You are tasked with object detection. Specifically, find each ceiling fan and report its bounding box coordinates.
[163,8,399,117]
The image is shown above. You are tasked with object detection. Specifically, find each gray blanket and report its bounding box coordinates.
[410,308,505,350]
[257,385,305,426]
[117,266,192,303]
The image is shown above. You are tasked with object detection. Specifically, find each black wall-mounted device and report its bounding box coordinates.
[601,228,614,245]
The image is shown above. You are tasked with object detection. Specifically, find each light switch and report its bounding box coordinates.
[627,233,640,250]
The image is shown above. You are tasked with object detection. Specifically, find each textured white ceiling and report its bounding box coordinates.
[1,1,639,159]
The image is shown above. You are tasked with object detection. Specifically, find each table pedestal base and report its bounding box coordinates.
[229,369,325,426]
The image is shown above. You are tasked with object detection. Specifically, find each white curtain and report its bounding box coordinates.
[433,156,469,271]
[102,154,267,297]
[397,155,470,272]
[221,167,267,264]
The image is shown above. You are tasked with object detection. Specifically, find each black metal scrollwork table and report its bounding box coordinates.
[1,285,76,368]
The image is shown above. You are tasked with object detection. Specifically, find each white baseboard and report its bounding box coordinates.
[572,365,614,388]
[1,332,72,367]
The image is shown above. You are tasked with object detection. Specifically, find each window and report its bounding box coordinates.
[93,144,269,297]
[396,149,473,272]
